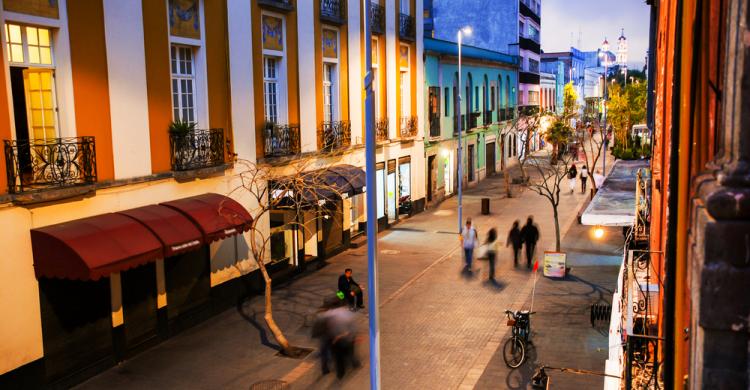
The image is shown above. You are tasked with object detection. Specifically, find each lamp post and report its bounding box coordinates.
[457,26,471,233]
[599,38,609,176]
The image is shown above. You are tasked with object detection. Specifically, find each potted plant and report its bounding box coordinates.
[168,119,196,135]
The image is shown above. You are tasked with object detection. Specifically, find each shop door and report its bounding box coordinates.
[486,142,496,175]
[321,198,343,254]
[427,155,435,201]
[165,247,211,334]
[38,278,113,384]
[386,159,397,222]
[121,263,158,353]
[468,144,475,182]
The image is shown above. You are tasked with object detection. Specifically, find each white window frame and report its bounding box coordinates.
[372,37,380,118]
[0,1,76,139]
[261,11,288,124]
[399,43,410,118]
[170,44,197,123]
[167,0,208,129]
[322,26,340,123]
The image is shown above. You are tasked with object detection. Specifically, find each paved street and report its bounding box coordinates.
[77,154,620,390]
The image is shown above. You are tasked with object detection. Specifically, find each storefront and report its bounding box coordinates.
[398,156,412,216]
[30,193,253,386]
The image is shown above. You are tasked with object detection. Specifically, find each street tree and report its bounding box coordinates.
[606,81,647,149]
[525,118,575,251]
[576,122,605,190]
[230,157,344,356]
[544,117,573,164]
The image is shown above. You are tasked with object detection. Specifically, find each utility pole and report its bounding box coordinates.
[457,27,471,233]
[362,1,380,388]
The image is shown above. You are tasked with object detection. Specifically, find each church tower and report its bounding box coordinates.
[617,28,628,67]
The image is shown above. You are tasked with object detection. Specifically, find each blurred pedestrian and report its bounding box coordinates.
[338,268,364,310]
[485,228,500,281]
[594,168,605,189]
[312,308,333,375]
[580,165,589,194]
[506,220,523,267]
[521,217,540,269]
[327,302,360,378]
[461,218,478,272]
[567,164,578,194]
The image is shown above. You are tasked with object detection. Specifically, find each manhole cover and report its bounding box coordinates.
[380,249,400,255]
[250,380,289,390]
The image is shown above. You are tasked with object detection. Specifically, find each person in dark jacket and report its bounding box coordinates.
[506,220,523,267]
[338,269,364,309]
[520,216,540,268]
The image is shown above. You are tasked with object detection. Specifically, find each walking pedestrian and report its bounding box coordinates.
[593,168,605,189]
[520,216,540,268]
[580,165,589,194]
[461,218,478,272]
[312,308,334,375]
[567,164,578,194]
[506,220,523,267]
[485,228,500,281]
[327,303,360,378]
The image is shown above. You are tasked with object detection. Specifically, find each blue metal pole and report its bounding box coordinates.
[457,32,463,234]
[602,62,607,175]
[362,1,380,388]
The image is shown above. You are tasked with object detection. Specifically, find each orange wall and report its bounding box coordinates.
[286,8,300,126]
[250,2,264,157]
[67,0,114,181]
[142,0,172,174]
[0,44,11,193]
[204,0,233,158]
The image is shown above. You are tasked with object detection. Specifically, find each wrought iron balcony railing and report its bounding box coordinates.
[398,13,415,41]
[257,0,294,12]
[375,118,389,143]
[399,116,418,139]
[482,110,492,125]
[320,120,351,151]
[320,0,346,24]
[169,128,226,171]
[429,113,441,137]
[4,137,97,194]
[370,2,385,35]
[264,123,300,158]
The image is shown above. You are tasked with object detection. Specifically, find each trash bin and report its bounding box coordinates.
[481,198,490,215]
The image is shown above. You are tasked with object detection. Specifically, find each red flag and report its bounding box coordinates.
[532,260,539,273]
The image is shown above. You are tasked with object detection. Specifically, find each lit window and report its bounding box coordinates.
[170,45,196,123]
[323,63,335,122]
[4,23,53,65]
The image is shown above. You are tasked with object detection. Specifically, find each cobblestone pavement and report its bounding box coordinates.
[76,153,616,390]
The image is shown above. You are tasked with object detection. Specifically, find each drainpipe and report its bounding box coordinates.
[663,0,684,388]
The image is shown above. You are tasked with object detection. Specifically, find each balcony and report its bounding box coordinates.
[519,36,541,54]
[482,110,493,125]
[519,71,541,85]
[169,128,227,173]
[398,13,415,41]
[4,137,97,196]
[320,0,346,25]
[399,116,418,140]
[264,123,301,158]
[453,113,479,133]
[257,0,294,12]
[428,113,440,138]
[519,0,541,24]
[370,2,385,35]
[375,118,389,144]
[319,120,351,151]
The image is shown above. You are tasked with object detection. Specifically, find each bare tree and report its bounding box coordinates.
[228,156,346,356]
[524,143,575,252]
[576,122,605,190]
[497,108,543,197]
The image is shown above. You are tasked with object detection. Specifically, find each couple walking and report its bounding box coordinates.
[461,216,540,280]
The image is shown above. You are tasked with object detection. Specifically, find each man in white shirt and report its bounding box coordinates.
[594,169,605,190]
[461,218,478,271]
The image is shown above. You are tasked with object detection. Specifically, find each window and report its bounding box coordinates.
[399,45,410,118]
[444,87,450,116]
[490,86,495,110]
[323,63,336,122]
[170,45,196,123]
[529,59,539,73]
[5,23,53,66]
[372,38,380,117]
[400,0,410,15]
[519,21,524,37]
[263,57,279,123]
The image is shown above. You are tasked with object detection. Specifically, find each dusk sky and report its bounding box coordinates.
[541,0,651,70]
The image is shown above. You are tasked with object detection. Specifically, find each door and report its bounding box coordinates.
[386,159,397,222]
[121,263,158,353]
[444,152,453,195]
[321,198,343,253]
[468,144,475,182]
[165,247,211,334]
[486,142,496,175]
[427,155,436,201]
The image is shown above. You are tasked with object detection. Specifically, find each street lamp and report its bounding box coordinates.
[599,38,609,176]
[457,26,471,234]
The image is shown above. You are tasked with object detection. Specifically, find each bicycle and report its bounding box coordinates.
[503,309,535,368]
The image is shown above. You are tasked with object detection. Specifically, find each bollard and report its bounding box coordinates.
[481,198,490,215]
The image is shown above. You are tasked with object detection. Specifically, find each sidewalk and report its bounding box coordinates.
[76,153,610,390]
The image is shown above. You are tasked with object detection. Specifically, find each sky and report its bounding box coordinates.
[541,0,651,70]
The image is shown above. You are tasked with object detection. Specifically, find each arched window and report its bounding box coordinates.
[505,75,511,107]
[483,75,489,112]
[466,73,473,118]
[498,76,503,108]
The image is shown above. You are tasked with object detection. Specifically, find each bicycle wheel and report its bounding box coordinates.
[503,337,526,368]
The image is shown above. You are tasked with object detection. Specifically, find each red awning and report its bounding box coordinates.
[161,193,253,242]
[118,205,204,258]
[31,213,163,280]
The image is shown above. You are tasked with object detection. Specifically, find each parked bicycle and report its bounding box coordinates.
[503,309,535,368]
